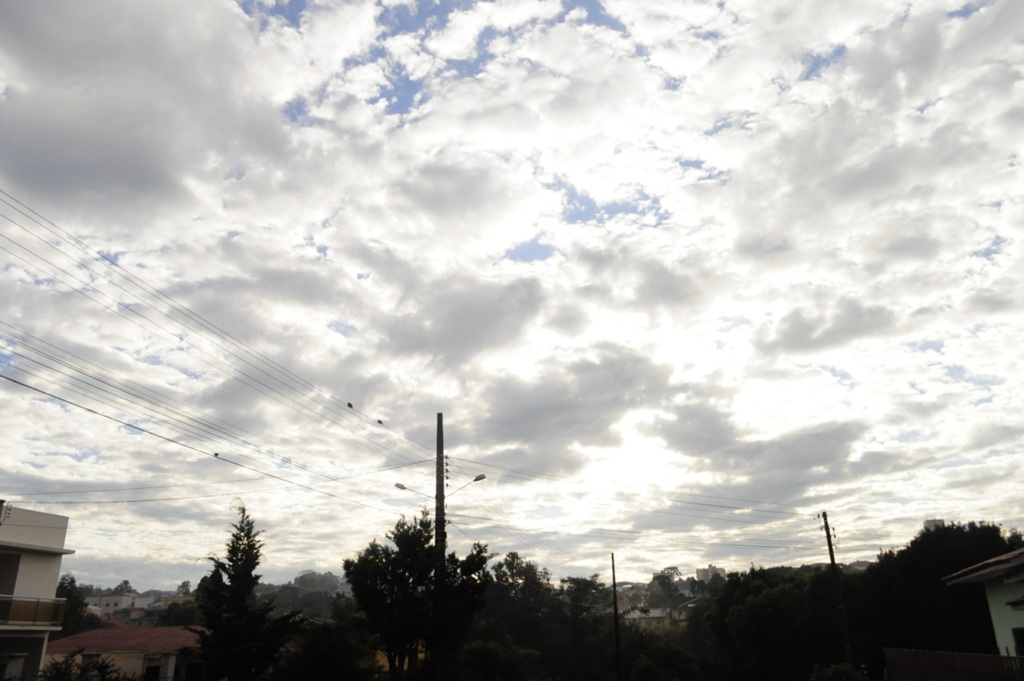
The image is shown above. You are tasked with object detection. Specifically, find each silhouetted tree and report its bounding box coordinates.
[193,505,299,681]
[291,570,343,592]
[267,594,377,681]
[158,601,201,626]
[53,573,109,640]
[646,573,682,609]
[343,511,491,681]
[55,573,88,639]
[111,580,133,594]
[859,521,1023,676]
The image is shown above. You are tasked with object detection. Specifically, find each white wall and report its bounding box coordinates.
[0,508,70,599]
[0,508,68,552]
[14,552,62,599]
[984,580,1024,656]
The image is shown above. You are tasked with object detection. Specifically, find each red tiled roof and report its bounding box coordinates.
[47,626,199,656]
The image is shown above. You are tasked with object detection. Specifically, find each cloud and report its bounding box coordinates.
[762,298,897,353]
[383,276,545,366]
[468,344,672,475]
[2,0,1022,589]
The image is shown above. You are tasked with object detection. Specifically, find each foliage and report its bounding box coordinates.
[266,594,378,681]
[38,651,139,681]
[54,573,88,639]
[269,571,345,621]
[193,504,299,681]
[461,555,655,681]
[342,511,491,681]
[176,580,191,596]
[857,521,1023,677]
[111,580,133,594]
[691,521,1023,681]
[158,600,201,626]
[291,570,344,592]
[53,573,110,641]
[646,573,684,609]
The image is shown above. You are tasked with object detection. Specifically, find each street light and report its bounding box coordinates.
[449,474,486,497]
[393,473,486,499]
[394,482,432,498]
[393,468,485,681]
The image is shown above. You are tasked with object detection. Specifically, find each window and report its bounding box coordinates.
[1012,627,1024,657]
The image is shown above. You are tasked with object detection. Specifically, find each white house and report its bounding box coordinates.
[945,546,1024,656]
[85,591,148,616]
[0,503,74,680]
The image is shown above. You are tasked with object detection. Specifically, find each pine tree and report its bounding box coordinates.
[193,505,298,681]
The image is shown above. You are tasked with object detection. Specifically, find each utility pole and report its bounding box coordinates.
[611,553,623,681]
[820,511,853,665]
[434,413,446,681]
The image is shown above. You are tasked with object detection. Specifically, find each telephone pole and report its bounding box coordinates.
[820,511,853,665]
[611,553,623,681]
[434,413,446,681]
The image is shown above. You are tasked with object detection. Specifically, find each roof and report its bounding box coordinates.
[47,626,199,656]
[944,546,1024,585]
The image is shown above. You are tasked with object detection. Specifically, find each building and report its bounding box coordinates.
[0,503,74,680]
[46,626,201,681]
[625,606,681,630]
[945,546,1024,656]
[695,564,727,582]
[85,591,148,616]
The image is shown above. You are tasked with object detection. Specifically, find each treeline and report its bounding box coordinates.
[287,515,1020,681]
[53,510,1024,681]
[685,519,1021,679]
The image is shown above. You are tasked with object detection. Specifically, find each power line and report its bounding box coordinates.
[0,372,398,515]
[0,190,436,466]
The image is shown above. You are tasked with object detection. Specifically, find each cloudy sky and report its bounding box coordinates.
[2,0,1022,591]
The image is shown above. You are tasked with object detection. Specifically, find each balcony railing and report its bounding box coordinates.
[0,595,66,627]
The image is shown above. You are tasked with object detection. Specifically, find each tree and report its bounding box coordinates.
[646,573,682,609]
[55,573,88,639]
[859,521,1024,676]
[267,594,377,681]
[158,601,201,626]
[343,511,491,681]
[193,504,299,681]
[176,580,192,596]
[458,552,556,680]
[112,580,134,594]
[53,573,109,640]
[291,570,343,592]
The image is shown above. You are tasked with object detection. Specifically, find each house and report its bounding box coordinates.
[945,546,1024,656]
[695,564,727,582]
[85,591,148,616]
[624,605,692,630]
[46,626,201,681]
[0,503,74,680]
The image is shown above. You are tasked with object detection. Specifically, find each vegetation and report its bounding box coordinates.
[52,573,110,640]
[38,651,139,681]
[342,511,491,681]
[266,594,378,681]
[61,516,1019,681]
[193,505,299,681]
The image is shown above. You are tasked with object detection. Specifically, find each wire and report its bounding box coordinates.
[0,372,397,515]
[1,190,436,466]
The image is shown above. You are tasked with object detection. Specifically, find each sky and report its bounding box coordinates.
[1,0,1022,592]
